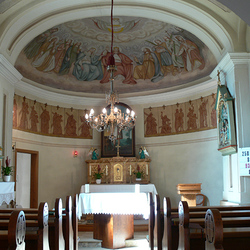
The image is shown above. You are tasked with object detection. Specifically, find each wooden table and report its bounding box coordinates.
[79,192,149,249]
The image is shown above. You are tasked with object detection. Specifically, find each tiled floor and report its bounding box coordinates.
[78,231,150,250]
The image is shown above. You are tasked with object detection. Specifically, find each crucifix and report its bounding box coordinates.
[115,138,121,157]
[115,128,122,157]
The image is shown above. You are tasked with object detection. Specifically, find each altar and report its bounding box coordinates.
[79,192,149,249]
[85,157,151,184]
[0,182,15,206]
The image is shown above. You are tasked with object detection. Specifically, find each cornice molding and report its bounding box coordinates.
[0,54,22,85]
[210,52,250,80]
[13,132,217,148]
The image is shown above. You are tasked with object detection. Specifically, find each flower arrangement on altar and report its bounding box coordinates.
[1,156,13,176]
[133,165,144,179]
[93,165,104,179]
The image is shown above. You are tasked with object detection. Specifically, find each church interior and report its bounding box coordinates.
[0,0,250,249]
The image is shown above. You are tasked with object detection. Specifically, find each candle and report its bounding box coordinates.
[106,165,108,176]
[130,165,132,176]
[85,184,89,193]
[146,164,148,175]
[89,165,91,176]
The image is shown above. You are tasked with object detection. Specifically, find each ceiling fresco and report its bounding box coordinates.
[15,17,217,94]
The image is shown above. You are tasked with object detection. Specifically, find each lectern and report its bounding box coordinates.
[177,183,201,207]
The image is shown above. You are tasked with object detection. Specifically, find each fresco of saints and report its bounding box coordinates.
[72,48,103,81]
[100,47,136,84]
[134,48,155,79]
[144,112,157,135]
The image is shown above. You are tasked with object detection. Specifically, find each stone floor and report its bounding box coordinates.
[78,231,150,250]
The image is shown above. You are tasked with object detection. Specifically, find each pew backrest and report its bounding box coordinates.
[73,194,78,250]
[148,192,154,250]
[9,210,26,250]
[205,209,224,250]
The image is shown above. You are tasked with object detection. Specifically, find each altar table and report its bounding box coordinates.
[79,192,149,249]
[80,183,157,198]
[0,182,15,206]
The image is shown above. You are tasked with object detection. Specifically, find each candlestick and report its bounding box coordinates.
[146,164,148,175]
[130,165,132,176]
[89,165,91,176]
[106,165,108,176]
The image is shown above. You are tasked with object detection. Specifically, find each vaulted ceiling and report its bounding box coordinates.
[0,0,249,100]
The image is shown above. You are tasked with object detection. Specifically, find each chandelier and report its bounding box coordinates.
[85,0,136,142]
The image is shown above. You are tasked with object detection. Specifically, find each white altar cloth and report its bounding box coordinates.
[79,192,149,219]
[80,184,157,197]
[0,182,15,205]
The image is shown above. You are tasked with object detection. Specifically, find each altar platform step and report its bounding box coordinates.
[78,231,149,249]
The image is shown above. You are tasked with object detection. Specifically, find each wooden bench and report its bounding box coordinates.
[62,196,74,250]
[162,197,250,250]
[49,198,65,250]
[0,202,49,250]
[49,195,77,250]
[154,194,164,250]
[178,201,250,250]
[205,208,250,250]
[72,194,78,250]
[0,210,26,250]
[148,192,155,250]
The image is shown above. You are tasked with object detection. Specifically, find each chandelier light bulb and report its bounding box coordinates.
[131,110,135,117]
[90,109,94,115]
[102,108,107,114]
[114,107,118,113]
[85,113,89,119]
[126,108,130,114]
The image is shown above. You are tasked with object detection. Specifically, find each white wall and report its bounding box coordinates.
[12,90,223,209]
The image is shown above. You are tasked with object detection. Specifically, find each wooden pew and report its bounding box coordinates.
[163,197,179,250]
[154,194,164,250]
[205,209,250,250]
[148,192,155,250]
[178,201,250,250]
[0,210,26,250]
[62,196,74,250]
[49,198,65,250]
[72,194,78,250]
[0,202,49,250]
[163,197,250,250]
[50,195,76,250]
[178,201,205,250]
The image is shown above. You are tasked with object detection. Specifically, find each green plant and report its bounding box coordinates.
[93,165,103,179]
[134,165,144,179]
[1,156,13,176]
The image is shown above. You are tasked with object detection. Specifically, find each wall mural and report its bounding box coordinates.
[13,95,92,139]
[144,93,217,137]
[14,17,217,94]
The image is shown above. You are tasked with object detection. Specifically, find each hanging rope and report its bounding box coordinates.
[108,0,115,66]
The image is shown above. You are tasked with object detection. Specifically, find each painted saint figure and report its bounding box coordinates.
[187,106,197,130]
[19,97,29,130]
[30,106,39,132]
[159,111,171,134]
[65,113,77,137]
[79,115,91,138]
[51,112,63,135]
[40,106,50,134]
[73,48,103,81]
[100,47,136,84]
[134,48,155,79]
[144,112,157,135]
